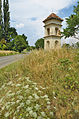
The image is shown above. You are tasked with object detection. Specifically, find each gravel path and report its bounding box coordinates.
[0,54,25,69]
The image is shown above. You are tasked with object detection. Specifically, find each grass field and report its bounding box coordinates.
[0,50,18,57]
[0,48,79,119]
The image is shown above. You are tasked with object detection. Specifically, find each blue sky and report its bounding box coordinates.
[9,0,79,46]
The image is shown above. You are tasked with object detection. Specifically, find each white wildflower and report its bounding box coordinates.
[28,96,33,100]
[11,102,15,106]
[33,82,37,85]
[47,101,51,105]
[16,100,20,103]
[18,96,23,100]
[41,112,46,117]
[25,77,31,82]
[43,95,48,98]
[20,102,24,107]
[35,87,39,90]
[26,107,33,112]
[23,85,29,89]
[26,100,31,105]
[18,77,21,81]
[15,74,19,77]
[17,106,20,110]
[11,83,15,86]
[37,116,43,119]
[34,104,40,110]
[53,91,55,95]
[29,110,33,116]
[7,81,13,85]
[40,86,43,89]
[7,93,15,97]
[50,112,54,117]
[16,84,21,87]
[6,102,11,105]
[40,86,46,90]
[33,93,39,100]
[32,112,37,118]
[54,96,56,99]
[16,90,21,95]
[13,117,16,119]
[2,106,5,110]
[47,105,51,110]
[17,109,20,113]
[45,98,50,101]
[53,106,57,110]
[38,90,42,93]
[25,77,30,80]
[4,112,10,117]
[6,105,10,110]
[41,95,49,99]
[1,84,5,89]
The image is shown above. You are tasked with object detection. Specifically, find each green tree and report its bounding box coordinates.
[0,0,3,40]
[7,27,18,42]
[12,35,28,52]
[0,27,18,50]
[22,34,28,45]
[9,27,17,36]
[62,2,79,40]
[35,38,44,49]
[3,0,10,42]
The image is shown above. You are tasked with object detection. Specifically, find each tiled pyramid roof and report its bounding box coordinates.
[43,13,63,22]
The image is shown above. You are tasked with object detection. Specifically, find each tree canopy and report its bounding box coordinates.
[35,38,44,49]
[12,35,28,52]
[62,2,79,40]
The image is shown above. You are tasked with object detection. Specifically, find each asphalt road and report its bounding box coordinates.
[0,54,25,69]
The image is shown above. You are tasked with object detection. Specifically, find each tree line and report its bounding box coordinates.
[0,0,29,52]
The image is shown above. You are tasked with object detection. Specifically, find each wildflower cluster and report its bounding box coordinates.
[0,77,54,119]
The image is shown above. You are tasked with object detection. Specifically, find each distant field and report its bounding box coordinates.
[0,49,79,119]
[0,50,18,56]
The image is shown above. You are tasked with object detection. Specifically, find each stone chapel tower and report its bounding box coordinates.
[43,13,63,50]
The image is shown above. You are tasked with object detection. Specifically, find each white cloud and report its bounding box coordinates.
[9,0,78,45]
[10,0,77,19]
[16,23,24,29]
